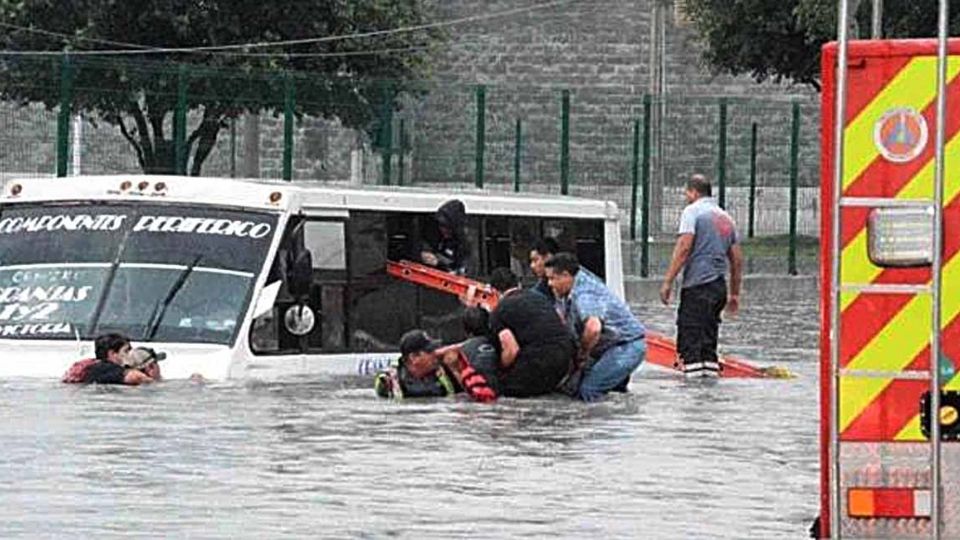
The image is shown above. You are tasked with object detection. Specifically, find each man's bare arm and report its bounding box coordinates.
[123,369,154,385]
[727,243,744,315]
[660,234,694,304]
[578,316,602,365]
[498,329,520,368]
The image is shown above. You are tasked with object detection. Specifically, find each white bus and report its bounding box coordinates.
[0,175,623,380]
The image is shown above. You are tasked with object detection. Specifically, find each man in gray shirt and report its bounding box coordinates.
[660,174,744,377]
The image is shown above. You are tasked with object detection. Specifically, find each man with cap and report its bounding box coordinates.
[123,347,166,381]
[374,328,496,402]
[62,333,158,385]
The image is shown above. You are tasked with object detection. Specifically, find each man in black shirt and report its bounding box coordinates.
[488,267,575,397]
[82,333,154,385]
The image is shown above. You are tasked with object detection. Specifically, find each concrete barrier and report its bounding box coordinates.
[625,273,819,305]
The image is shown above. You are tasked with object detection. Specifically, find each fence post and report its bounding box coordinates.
[717,97,728,208]
[380,87,393,186]
[560,89,570,195]
[475,85,486,188]
[282,74,295,182]
[174,64,188,175]
[749,122,758,238]
[229,118,237,178]
[398,119,406,186]
[514,118,522,192]
[641,94,652,278]
[789,101,800,275]
[630,119,641,241]
[56,55,74,178]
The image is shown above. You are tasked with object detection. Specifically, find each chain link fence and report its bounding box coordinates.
[0,57,820,275]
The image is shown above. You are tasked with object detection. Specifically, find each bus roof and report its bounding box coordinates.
[1,175,618,220]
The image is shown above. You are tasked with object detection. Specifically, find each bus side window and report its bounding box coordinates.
[351,212,419,351]
[302,221,347,352]
[481,216,511,275]
[510,217,541,286]
[543,219,606,278]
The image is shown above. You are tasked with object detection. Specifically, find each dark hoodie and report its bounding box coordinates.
[421,199,468,273]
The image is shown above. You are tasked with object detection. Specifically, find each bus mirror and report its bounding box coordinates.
[252,281,282,320]
[288,250,313,297]
[284,304,316,336]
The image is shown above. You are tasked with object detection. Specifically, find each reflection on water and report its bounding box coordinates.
[0,299,819,539]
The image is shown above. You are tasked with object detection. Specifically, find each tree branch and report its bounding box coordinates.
[128,105,154,164]
[190,111,224,176]
[117,117,146,169]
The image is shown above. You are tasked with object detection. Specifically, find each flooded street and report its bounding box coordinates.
[0,297,819,539]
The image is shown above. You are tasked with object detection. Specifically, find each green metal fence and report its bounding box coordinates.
[0,56,820,276]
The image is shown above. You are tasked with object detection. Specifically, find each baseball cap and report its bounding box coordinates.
[123,346,167,369]
[399,330,441,358]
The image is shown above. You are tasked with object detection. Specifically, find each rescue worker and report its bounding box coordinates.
[659,174,744,377]
[374,328,496,402]
[529,237,559,299]
[488,267,575,397]
[61,333,155,385]
[419,199,469,274]
[546,253,645,401]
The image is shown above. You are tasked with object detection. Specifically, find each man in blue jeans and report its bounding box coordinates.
[545,252,646,401]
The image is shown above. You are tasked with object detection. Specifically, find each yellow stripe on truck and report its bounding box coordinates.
[839,128,960,312]
[842,57,960,191]
[842,255,960,433]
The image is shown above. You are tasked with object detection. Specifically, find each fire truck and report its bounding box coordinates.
[820,2,959,537]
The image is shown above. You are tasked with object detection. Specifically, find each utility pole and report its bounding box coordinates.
[648,0,667,241]
[871,0,883,38]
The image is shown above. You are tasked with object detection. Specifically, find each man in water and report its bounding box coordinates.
[62,333,156,385]
[529,237,560,299]
[374,326,496,402]
[659,174,744,377]
[546,253,646,401]
[487,267,575,397]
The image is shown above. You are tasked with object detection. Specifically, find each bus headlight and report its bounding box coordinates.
[867,206,935,267]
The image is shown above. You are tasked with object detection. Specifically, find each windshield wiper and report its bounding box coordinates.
[88,228,132,337]
[144,254,203,341]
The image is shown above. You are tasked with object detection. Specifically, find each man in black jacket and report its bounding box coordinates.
[418,199,469,274]
[488,267,575,397]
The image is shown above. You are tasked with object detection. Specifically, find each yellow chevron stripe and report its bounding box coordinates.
[838,129,960,312]
[843,57,960,191]
[841,255,960,433]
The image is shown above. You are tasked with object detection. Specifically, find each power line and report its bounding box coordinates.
[0,22,153,50]
[0,0,572,57]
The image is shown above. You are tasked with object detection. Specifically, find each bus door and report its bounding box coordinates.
[822,16,956,538]
[250,213,349,354]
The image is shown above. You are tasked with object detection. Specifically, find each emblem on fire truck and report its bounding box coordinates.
[873,107,928,163]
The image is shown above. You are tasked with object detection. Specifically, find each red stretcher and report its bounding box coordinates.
[385,260,792,379]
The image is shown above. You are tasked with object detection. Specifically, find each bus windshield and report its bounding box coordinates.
[0,203,278,344]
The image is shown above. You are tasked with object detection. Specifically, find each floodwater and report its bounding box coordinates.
[0,297,819,539]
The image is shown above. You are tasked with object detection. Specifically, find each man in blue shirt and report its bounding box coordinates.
[660,174,744,377]
[546,252,646,401]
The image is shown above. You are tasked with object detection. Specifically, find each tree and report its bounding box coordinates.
[0,0,443,175]
[684,0,960,91]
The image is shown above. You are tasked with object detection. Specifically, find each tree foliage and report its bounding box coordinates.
[0,0,443,174]
[684,0,960,91]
